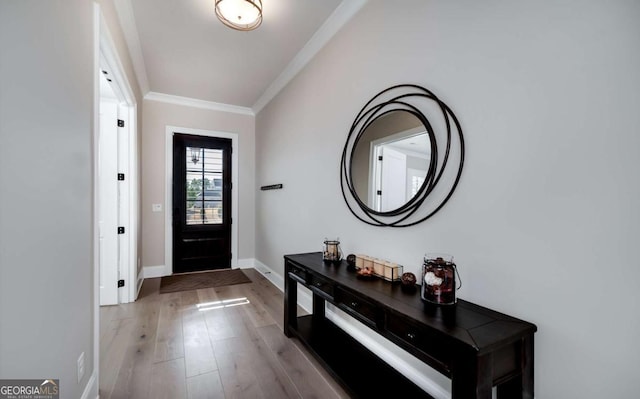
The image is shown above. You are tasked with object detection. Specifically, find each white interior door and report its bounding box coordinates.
[380,147,407,211]
[99,99,119,306]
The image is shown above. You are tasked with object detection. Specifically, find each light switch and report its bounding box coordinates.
[152,203,162,212]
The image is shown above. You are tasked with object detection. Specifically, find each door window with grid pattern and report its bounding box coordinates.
[185,147,223,225]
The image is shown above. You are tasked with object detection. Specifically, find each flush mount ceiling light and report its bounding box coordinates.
[215,0,263,31]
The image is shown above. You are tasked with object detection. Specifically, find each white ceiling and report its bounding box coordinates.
[114,0,366,113]
[386,133,430,159]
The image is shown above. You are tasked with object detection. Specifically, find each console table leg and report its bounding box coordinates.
[312,293,325,321]
[284,272,297,337]
[452,353,492,399]
[497,335,534,399]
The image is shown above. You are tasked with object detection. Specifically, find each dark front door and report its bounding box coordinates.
[173,133,232,273]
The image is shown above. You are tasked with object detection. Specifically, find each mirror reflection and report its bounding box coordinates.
[351,111,431,212]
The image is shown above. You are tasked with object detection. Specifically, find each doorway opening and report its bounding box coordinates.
[95,11,139,306]
[370,129,430,212]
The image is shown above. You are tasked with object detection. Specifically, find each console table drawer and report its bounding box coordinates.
[287,263,308,283]
[386,312,452,373]
[335,287,381,327]
[309,274,334,298]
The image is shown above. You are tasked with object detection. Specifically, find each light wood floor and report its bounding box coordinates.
[99,268,349,399]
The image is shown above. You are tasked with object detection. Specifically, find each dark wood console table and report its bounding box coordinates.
[284,252,537,398]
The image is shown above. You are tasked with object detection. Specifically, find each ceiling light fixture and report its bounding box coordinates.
[215,0,262,31]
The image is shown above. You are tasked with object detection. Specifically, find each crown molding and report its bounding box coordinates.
[114,0,367,116]
[252,0,368,114]
[145,92,255,116]
[113,0,150,95]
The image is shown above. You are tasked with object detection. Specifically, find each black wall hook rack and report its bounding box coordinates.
[261,184,283,191]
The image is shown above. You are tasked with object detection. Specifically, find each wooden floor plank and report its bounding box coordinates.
[196,287,218,304]
[99,305,121,341]
[109,293,161,399]
[148,358,188,399]
[203,310,237,342]
[99,318,135,399]
[100,268,345,399]
[179,289,201,310]
[241,269,309,327]
[213,337,264,399]
[217,281,276,329]
[240,286,278,329]
[245,280,285,328]
[258,324,349,399]
[216,305,300,399]
[154,292,185,362]
[187,371,225,399]
[183,307,218,378]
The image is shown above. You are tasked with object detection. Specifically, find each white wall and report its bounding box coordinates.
[141,99,256,269]
[0,1,96,398]
[255,1,640,397]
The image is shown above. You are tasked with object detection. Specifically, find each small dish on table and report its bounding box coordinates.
[356,267,376,280]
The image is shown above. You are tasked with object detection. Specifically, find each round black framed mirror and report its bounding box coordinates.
[340,84,465,227]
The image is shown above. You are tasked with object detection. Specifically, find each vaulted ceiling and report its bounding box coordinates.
[114,0,367,113]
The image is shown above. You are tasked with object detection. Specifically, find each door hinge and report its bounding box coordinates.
[117,119,125,128]
[118,279,125,288]
[117,173,125,181]
[378,155,383,161]
[377,190,382,195]
[118,226,125,234]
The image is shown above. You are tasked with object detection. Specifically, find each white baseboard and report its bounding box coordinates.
[253,257,450,399]
[237,258,256,269]
[143,265,167,278]
[253,259,313,312]
[80,369,98,399]
[253,259,285,291]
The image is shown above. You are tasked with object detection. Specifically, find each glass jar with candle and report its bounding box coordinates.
[421,253,461,305]
[322,238,343,263]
